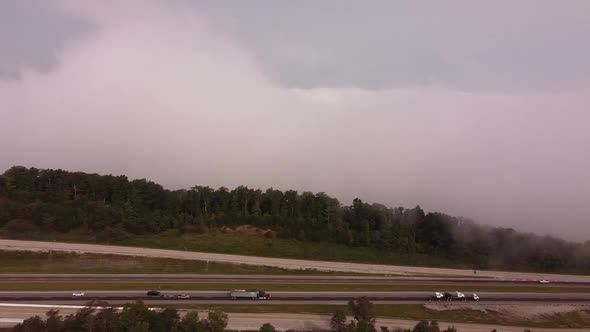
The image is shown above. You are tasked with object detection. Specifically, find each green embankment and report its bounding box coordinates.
[0,250,344,275]
[2,229,466,269]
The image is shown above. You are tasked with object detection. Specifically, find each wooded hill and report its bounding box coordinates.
[1,166,588,273]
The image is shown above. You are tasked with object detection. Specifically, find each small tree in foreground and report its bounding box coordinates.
[330,310,347,332]
[259,323,277,332]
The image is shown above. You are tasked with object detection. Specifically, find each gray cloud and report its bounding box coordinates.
[0,1,589,241]
[192,0,590,92]
[0,0,94,78]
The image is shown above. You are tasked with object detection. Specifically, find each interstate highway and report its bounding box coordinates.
[1,291,590,304]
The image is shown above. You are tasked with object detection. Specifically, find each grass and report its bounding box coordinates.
[155,304,590,328]
[2,228,467,269]
[0,250,343,275]
[1,281,589,293]
[119,230,463,268]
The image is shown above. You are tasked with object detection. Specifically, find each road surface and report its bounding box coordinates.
[2,239,590,282]
[1,290,590,304]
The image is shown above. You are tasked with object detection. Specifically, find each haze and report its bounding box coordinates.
[1,1,589,241]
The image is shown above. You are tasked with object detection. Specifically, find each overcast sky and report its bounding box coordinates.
[1,1,589,241]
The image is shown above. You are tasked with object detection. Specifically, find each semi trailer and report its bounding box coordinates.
[229,289,270,300]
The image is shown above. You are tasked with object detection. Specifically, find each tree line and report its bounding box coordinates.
[13,300,227,332]
[1,166,589,273]
[12,298,458,332]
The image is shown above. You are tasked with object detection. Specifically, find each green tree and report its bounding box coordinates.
[348,297,375,325]
[13,315,46,332]
[118,301,152,331]
[330,310,347,332]
[412,320,440,332]
[179,311,201,332]
[62,307,95,331]
[92,307,119,332]
[259,323,276,332]
[205,310,228,332]
[128,322,150,332]
[150,308,180,332]
[45,309,63,332]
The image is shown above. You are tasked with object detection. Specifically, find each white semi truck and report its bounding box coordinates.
[229,289,271,300]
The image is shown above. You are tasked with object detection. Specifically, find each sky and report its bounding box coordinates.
[1,1,589,241]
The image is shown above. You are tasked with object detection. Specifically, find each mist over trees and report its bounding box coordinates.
[1,166,589,273]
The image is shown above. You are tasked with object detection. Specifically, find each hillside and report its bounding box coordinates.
[1,166,589,274]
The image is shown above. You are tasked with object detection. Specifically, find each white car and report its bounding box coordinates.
[472,293,480,301]
[456,291,466,301]
[539,279,550,284]
[176,294,190,299]
[72,291,85,297]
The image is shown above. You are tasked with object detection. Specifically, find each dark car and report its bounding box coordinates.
[147,290,161,297]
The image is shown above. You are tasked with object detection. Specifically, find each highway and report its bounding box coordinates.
[2,239,590,282]
[1,291,590,304]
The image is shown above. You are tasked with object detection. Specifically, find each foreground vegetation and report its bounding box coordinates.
[13,300,229,332]
[12,299,462,332]
[14,298,589,331]
[0,250,338,275]
[159,302,590,329]
[2,166,589,274]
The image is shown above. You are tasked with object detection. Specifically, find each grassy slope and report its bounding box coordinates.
[2,228,465,269]
[0,250,342,275]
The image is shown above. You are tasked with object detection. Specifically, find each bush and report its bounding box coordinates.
[2,219,39,234]
[260,323,277,332]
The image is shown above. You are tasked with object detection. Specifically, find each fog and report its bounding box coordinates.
[1,1,589,241]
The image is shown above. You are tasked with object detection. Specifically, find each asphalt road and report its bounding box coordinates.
[2,239,590,282]
[1,291,590,304]
[2,274,589,286]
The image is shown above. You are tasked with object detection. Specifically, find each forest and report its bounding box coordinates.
[1,166,589,273]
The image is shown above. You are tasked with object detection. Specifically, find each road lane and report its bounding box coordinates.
[1,291,590,304]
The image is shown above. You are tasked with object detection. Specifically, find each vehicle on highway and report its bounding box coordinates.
[229,289,270,300]
[471,293,480,301]
[72,291,85,297]
[428,292,453,301]
[429,292,443,301]
[539,279,551,284]
[147,290,161,297]
[177,294,190,299]
[455,291,466,301]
